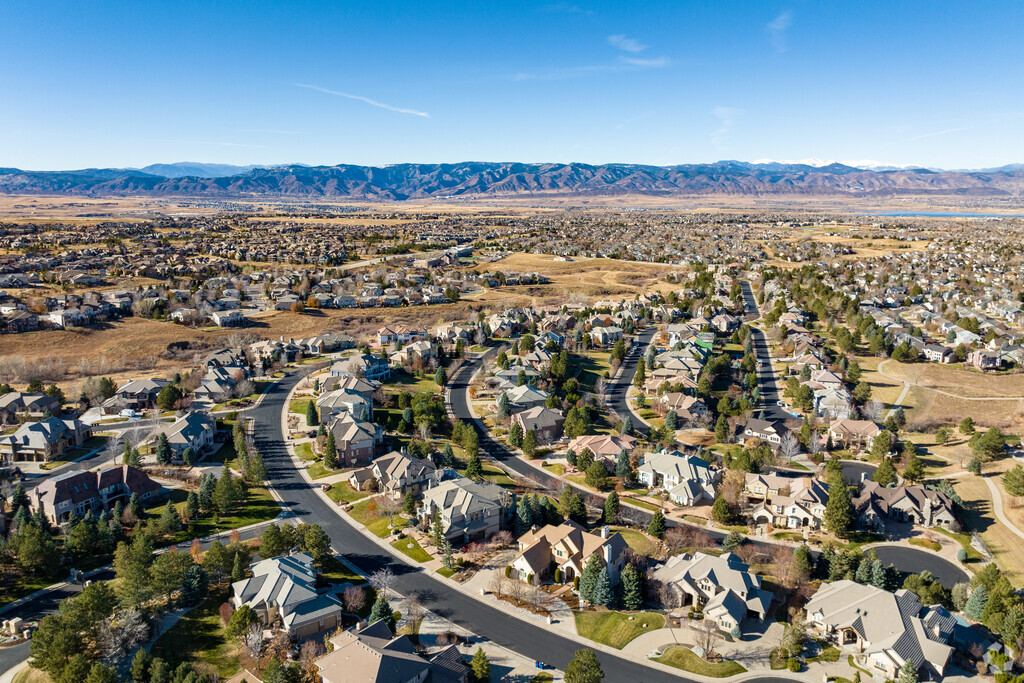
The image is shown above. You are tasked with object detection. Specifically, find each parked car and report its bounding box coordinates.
[118,409,138,418]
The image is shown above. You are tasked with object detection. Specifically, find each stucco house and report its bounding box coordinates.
[508,522,629,586]
[417,478,515,543]
[852,481,961,532]
[230,553,343,638]
[349,450,436,500]
[636,449,717,506]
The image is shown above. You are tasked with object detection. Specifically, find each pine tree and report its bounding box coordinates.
[323,431,339,469]
[824,478,853,539]
[155,432,171,465]
[897,660,918,683]
[565,649,604,683]
[592,567,612,607]
[232,552,246,582]
[497,392,511,420]
[182,447,196,466]
[368,594,395,631]
[465,452,483,480]
[522,429,537,458]
[441,443,455,468]
[470,648,491,682]
[964,584,988,620]
[431,508,444,548]
[402,492,416,516]
[578,554,602,605]
[1004,464,1024,497]
[604,491,619,524]
[621,416,633,436]
[215,468,238,513]
[664,410,677,431]
[873,458,897,486]
[130,649,151,683]
[903,455,925,484]
[870,560,886,589]
[621,563,642,610]
[855,556,871,584]
[159,503,181,534]
[248,450,267,482]
[566,448,577,468]
[516,496,534,536]
[305,400,318,427]
[615,449,631,482]
[508,421,523,448]
[198,473,215,511]
[435,367,447,386]
[647,509,666,539]
[715,415,729,443]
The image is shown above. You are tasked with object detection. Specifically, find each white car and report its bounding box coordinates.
[776,400,784,407]
[118,409,138,418]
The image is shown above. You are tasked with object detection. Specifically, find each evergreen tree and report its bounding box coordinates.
[368,594,395,631]
[664,410,677,431]
[182,447,196,467]
[441,442,456,468]
[515,496,535,536]
[897,660,918,683]
[870,560,886,589]
[260,524,287,558]
[559,487,586,524]
[497,392,511,420]
[603,491,619,524]
[431,508,444,548]
[633,358,646,389]
[508,421,523,447]
[824,478,853,539]
[712,496,732,524]
[130,649,151,683]
[471,647,491,682]
[592,567,612,607]
[323,431,339,469]
[566,448,577,468]
[1004,464,1024,497]
[402,492,417,516]
[214,468,238,513]
[715,415,729,443]
[615,449,631,482]
[647,509,666,539]
[621,416,633,437]
[232,552,246,582]
[155,432,172,465]
[873,458,898,486]
[855,556,872,584]
[435,367,447,386]
[248,450,267,482]
[621,563,642,610]
[465,451,484,480]
[565,649,604,683]
[158,503,181,534]
[522,429,537,458]
[903,455,925,484]
[578,554,602,605]
[129,492,143,520]
[305,400,318,426]
[198,473,215,511]
[964,584,988,620]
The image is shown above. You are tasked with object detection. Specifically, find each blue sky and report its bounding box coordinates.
[2,1,1022,170]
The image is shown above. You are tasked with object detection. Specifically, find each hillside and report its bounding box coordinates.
[1,161,1023,199]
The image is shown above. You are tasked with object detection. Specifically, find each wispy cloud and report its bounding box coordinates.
[542,2,592,14]
[293,83,429,118]
[904,127,969,142]
[240,128,304,135]
[618,56,669,68]
[766,10,793,53]
[608,34,647,53]
[711,107,742,146]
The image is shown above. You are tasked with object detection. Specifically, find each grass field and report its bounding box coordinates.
[951,474,1024,585]
[150,590,240,679]
[655,646,747,677]
[853,355,905,410]
[611,527,659,557]
[325,482,368,504]
[384,371,441,395]
[167,484,280,541]
[294,442,316,461]
[542,462,566,476]
[884,361,1024,398]
[348,498,410,537]
[572,351,613,393]
[308,461,341,480]
[908,537,942,552]
[574,610,665,649]
[0,573,56,608]
[390,537,433,563]
[12,669,52,683]
[320,556,365,585]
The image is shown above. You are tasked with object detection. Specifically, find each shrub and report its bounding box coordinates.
[505,566,512,578]
[787,658,801,672]
[957,548,968,562]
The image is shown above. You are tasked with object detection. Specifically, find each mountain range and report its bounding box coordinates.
[2,161,1024,199]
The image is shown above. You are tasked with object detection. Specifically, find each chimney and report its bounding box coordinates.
[601,525,609,539]
[860,472,866,484]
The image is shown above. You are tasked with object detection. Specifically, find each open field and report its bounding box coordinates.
[883,361,1024,398]
[574,610,665,649]
[950,473,1024,586]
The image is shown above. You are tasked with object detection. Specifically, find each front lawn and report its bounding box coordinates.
[169,485,280,541]
[289,398,314,415]
[390,536,433,563]
[542,462,566,476]
[456,460,514,487]
[909,537,941,552]
[383,371,441,395]
[348,498,410,537]
[574,610,665,649]
[572,351,612,393]
[655,646,747,677]
[0,573,57,608]
[437,566,456,578]
[308,461,341,480]
[294,442,316,461]
[326,482,368,504]
[612,528,658,557]
[150,590,240,679]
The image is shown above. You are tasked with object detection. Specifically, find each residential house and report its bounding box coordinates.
[333,353,391,381]
[750,476,830,529]
[0,392,60,422]
[153,411,215,461]
[349,451,436,500]
[31,465,162,524]
[652,552,773,632]
[567,434,638,468]
[0,417,92,462]
[324,414,384,467]
[417,478,515,543]
[805,580,954,680]
[500,385,550,411]
[316,620,467,683]
[590,325,624,346]
[317,389,372,422]
[852,481,961,531]
[657,393,710,423]
[106,378,171,413]
[636,449,717,506]
[739,418,786,449]
[967,349,1002,370]
[508,522,629,586]
[828,420,883,451]
[230,553,344,638]
[210,309,246,327]
[512,406,564,445]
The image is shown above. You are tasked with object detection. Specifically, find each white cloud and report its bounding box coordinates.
[618,56,670,68]
[766,10,793,53]
[293,83,429,118]
[711,107,742,146]
[608,34,647,53]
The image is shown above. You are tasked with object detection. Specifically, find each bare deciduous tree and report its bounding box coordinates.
[508,576,526,605]
[369,568,395,595]
[242,623,265,659]
[691,619,722,659]
[99,608,150,664]
[864,400,884,422]
[343,585,367,614]
[779,432,801,462]
[487,569,507,599]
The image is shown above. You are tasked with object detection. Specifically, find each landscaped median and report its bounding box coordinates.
[390,536,432,563]
[652,646,747,678]
[574,609,665,649]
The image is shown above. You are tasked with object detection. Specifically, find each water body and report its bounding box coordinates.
[863,211,1024,218]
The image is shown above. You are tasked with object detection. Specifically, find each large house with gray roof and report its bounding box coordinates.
[805,580,955,680]
[316,620,467,683]
[31,465,162,524]
[652,551,773,633]
[230,553,343,638]
[417,478,515,543]
[0,417,91,463]
[636,449,717,506]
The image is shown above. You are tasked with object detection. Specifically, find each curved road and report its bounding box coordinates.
[254,371,797,682]
[606,328,655,437]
